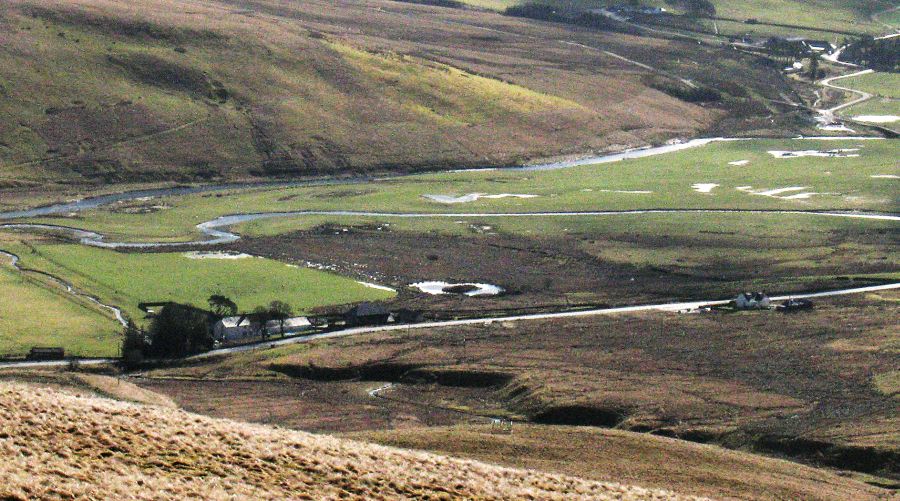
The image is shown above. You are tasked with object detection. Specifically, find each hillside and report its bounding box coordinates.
[0,381,699,500]
[355,424,888,500]
[0,0,794,193]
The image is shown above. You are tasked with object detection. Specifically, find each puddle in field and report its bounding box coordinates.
[768,149,860,159]
[423,193,538,204]
[692,183,719,194]
[728,160,750,166]
[357,281,397,292]
[183,251,254,259]
[853,115,900,123]
[871,174,899,179]
[411,281,504,296]
[736,186,836,200]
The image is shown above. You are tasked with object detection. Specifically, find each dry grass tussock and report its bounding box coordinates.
[0,382,701,500]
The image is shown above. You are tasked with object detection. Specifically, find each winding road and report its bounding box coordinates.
[819,69,876,114]
[190,281,900,359]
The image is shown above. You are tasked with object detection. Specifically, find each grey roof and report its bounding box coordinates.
[347,302,389,317]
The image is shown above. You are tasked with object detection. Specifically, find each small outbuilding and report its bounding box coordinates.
[266,316,313,336]
[213,316,259,342]
[735,292,771,310]
[345,302,391,326]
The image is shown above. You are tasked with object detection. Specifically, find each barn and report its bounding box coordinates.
[265,316,313,336]
[345,303,391,326]
[213,316,258,342]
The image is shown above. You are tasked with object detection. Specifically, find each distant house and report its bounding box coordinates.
[213,316,259,342]
[265,316,313,336]
[735,292,771,310]
[345,303,391,326]
[803,40,835,54]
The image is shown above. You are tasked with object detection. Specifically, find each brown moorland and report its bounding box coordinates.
[138,292,900,482]
[0,381,700,500]
[354,424,889,501]
[228,222,898,313]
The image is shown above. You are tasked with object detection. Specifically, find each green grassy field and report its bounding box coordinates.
[20,138,899,243]
[838,72,900,99]
[0,256,120,357]
[3,244,395,325]
[843,97,900,118]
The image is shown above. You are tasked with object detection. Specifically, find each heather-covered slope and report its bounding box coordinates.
[0,0,789,191]
[0,382,697,500]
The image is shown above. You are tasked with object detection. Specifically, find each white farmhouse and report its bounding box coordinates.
[266,316,313,336]
[213,316,258,342]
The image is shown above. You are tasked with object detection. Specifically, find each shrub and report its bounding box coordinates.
[145,303,212,358]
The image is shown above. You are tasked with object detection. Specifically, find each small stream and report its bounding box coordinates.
[1,249,127,326]
[0,138,749,222]
[1,209,898,250]
[0,135,892,250]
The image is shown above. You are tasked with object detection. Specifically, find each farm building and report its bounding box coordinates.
[735,292,771,310]
[265,316,313,336]
[213,316,259,342]
[345,302,391,326]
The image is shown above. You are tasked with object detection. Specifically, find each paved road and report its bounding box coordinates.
[819,69,876,114]
[188,281,900,359]
[6,281,895,369]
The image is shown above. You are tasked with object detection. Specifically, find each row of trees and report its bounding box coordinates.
[840,36,899,72]
[121,296,295,367]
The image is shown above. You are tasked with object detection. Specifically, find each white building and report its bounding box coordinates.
[735,292,771,310]
[213,316,258,342]
[266,316,313,336]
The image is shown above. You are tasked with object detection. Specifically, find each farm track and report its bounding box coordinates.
[819,69,876,114]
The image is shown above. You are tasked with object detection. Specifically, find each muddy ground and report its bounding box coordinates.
[228,225,898,316]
